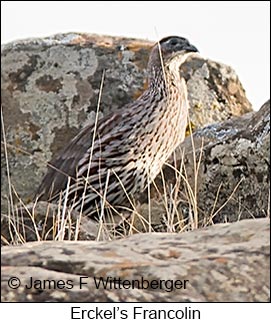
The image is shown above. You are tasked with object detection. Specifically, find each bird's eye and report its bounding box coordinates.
[169,39,178,46]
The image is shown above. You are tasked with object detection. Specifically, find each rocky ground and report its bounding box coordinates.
[1,33,270,302]
[1,218,269,302]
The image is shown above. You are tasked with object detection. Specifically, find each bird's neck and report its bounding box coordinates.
[148,63,183,99]
[148,52,194,95]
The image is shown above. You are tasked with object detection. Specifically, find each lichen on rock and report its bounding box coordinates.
[1,32,252,211]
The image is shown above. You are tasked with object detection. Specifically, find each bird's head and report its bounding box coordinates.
[148,36,198,75]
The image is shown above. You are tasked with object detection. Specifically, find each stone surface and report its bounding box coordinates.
[1,33,268,305]
[138,100,270,228]
[1,218,269,302]
[1,32,252,211]
[2,101,269,244]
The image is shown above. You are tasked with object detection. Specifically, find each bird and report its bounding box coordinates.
[36,36,198,217]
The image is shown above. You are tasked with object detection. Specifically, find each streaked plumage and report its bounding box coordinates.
[36,36,198,216]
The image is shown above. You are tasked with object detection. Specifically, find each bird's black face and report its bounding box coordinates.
[159,36,198,58]
[148,36,198,72]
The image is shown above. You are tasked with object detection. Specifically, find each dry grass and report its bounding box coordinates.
[0,41,195,245]
[2,122,267,245]
[2,46,268,246]
[2,110,250,246]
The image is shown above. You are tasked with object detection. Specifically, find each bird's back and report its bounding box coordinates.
[36,35,198,216]
[36,109,133,211]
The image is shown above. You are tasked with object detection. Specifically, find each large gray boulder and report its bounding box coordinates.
[138,100,270,228]
[1,33,252,211]
[1,102,268,244]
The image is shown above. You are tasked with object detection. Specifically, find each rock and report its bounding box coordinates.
[1,33,268,304]
[1,32,252,211]
[2,101,268,243]
[137,100,270,229]
[1,218,269,302]
[186,100,270,224]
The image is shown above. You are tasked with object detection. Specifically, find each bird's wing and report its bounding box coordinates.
[36,112,125,201]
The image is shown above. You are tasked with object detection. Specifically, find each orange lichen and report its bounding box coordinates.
[215,257,229,264]
[133,80,148,99]
[126,41,152,52]
[185,121,196,136]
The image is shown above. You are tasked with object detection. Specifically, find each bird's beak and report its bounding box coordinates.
[183,44,198,53]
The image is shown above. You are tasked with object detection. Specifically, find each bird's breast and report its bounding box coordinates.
[132,83,189,186]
